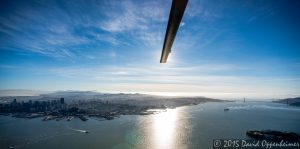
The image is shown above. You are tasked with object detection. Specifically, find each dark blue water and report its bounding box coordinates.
[0,102,300,149]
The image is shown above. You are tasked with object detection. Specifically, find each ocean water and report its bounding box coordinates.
[0,102,300,149]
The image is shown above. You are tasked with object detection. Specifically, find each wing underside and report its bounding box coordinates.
[160,0,188,63]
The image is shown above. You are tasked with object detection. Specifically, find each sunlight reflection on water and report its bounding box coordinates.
[152,109,178,149]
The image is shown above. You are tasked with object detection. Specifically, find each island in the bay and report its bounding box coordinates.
[0,91,224,121]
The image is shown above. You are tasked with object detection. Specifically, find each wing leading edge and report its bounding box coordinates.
[160,0,188,63]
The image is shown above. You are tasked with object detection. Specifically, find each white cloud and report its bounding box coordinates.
[99,1,143,32]
[38,61,300,99]
[99,0,169,33]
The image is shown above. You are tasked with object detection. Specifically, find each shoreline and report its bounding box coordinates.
[0,101,225,122]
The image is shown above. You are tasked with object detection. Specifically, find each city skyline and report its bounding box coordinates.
[1,0,300,99]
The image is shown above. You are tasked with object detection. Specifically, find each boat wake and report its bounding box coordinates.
[66,125,89,133]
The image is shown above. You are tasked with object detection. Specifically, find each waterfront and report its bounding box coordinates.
[1,102,300,149]
[0,94,222,121]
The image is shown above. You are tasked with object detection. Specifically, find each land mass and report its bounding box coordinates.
[273,97,300,107]
[0,91,225,121]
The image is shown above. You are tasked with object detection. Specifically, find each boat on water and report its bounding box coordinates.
[224,108,229,111]
[247,130,300,141]
[83,130,89,133]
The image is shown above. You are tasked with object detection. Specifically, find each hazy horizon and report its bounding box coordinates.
[0,89,298,100]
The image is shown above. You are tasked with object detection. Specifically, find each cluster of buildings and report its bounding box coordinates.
[0,98,66,113]
[0,95,209,121]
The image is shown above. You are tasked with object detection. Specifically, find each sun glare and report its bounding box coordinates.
[153,109,178,149]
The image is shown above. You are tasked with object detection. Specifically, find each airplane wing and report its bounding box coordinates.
[160,0,188,63]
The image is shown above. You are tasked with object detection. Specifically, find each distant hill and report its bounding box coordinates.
[273,97,300,107]
[0,89,50,97]
[0,91,225,108]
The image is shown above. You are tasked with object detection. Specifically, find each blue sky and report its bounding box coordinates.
[0,0,300,99]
